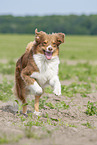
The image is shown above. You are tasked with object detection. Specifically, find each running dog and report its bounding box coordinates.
[15,29,65,115]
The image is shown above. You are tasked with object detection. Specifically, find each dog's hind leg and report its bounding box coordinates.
[34,95,41,115]
[15,78,28,114]
[18,88,28,114]
[22,97,27,114]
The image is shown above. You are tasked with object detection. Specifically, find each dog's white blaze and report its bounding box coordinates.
[46,45,52,51]
[30,54,61,95]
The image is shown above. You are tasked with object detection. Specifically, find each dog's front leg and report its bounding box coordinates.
[49,76,61,96]
[29,81,43,96]
[21,67,43,96]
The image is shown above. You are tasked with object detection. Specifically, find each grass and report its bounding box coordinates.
[86,101,97,116]
[0,60,15,74]
[0,135,9,144]
[59,62,97,83]
[0,78,14,101]
[20,113,53,138]
[0,134,23,144]
[0,34,34,60]
[44,82,92,98]
[27,95,69,111]
[0,34,97,60]
[60,35,97,60]
[82,122,93,129]
[61,82,92,97]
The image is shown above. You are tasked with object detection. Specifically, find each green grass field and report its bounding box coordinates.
[0,34,97,60]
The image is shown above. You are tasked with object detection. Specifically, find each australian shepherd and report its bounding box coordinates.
[15,29,65,115]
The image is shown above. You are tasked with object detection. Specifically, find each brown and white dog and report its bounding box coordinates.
[15,29,65,115]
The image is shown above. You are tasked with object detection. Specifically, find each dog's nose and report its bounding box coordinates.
[48,47,53,51]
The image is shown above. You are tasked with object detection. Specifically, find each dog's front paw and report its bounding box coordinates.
[53,82,61,96]
[53,87,61,96]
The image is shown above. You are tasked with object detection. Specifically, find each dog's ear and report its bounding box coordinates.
[35,28,46,44]
[57,33,65,45]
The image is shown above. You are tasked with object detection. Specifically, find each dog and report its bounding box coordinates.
[15,29,65,115]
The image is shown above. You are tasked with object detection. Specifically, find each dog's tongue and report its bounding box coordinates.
[45,52,52,60]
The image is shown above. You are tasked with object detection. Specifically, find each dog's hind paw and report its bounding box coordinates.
[34,111,41,116]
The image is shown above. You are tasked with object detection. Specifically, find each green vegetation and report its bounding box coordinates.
[27,96,69,112]
[0,60,15,74]
[59,62,97,83]
[0,134,23,144]
[0,78,14,101]
[55,101,69,110]
[0,35,97,60]
[86,101,97,116]
[20,113,54,138]
[45,82,92,98]
[82,122,93,129]
[65,123,77,128]
[0,34,34,59]
[45,101,69,110]
[61,82,91,97]
[0,15,97,35]
[0,135,9,144]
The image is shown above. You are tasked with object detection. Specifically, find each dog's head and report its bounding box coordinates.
[34,29,65,60]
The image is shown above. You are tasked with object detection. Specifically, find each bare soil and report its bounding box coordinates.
[0,84,97,145]
[0,60,97,145]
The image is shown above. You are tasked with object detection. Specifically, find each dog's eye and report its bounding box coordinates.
[43,41,47,45]
[57,39,62,43]
[53,42,56,46]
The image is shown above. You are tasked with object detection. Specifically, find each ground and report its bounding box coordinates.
[0,60,97,145]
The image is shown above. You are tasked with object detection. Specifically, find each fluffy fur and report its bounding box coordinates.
[15,29,65,115]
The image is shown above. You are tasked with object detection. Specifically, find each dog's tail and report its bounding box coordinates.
[14,58,26,102]
[26,41,35,52]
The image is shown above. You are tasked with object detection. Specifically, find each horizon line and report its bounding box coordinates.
[0,12,97,17]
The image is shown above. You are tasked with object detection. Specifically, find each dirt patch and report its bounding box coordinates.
[61,59,97,65]
[0,91,97,145]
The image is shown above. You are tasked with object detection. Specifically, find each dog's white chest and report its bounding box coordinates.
[30,54,60,87]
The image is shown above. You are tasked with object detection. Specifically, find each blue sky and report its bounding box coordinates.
[0,0,97,16]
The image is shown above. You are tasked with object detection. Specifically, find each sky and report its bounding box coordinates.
[0,0,97,16]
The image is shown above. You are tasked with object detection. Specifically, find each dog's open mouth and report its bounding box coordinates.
[43,50,53,60]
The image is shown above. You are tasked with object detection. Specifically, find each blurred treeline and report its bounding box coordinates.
[0,15,97,35]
